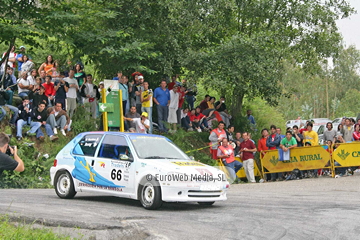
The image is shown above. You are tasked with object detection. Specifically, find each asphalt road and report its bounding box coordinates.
[1,174,360,240]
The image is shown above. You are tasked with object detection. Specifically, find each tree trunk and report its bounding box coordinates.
[230,89,244,117]
[0,38,16,89]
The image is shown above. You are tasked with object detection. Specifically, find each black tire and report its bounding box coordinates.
[138,177,162,210]
[54,171,76,199]
[198,202,215,206]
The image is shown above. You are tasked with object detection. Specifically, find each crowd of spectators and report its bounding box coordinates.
[0,46,101,141]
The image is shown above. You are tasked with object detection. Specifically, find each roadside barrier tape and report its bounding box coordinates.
[185,143,217,153]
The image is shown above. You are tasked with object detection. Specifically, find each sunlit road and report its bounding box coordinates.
[1,174,360,239]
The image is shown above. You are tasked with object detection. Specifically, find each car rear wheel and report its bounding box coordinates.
[55,171,76,199]
[198,201,215,206]
[139,178,162,210]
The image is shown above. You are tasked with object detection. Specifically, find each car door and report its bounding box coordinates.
[71,133,103,190]
[94,134,136,195]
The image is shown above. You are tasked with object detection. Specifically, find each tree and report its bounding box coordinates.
[183,0,354,115]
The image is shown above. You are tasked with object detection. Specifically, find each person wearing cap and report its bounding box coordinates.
[16,46,31,77]
[135,75,144,114]
[124,112,150,134]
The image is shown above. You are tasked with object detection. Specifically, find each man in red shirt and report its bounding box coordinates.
[176,85,187,124]
[239,132,257,183]
[42,75,55,106]
[209,121,227,159]
[258,128,269,157]
[217,138,242,182]
[199,94,210,112]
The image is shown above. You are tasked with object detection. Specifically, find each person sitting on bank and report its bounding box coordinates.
[217,138,242,183]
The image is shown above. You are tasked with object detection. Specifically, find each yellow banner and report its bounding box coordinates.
[261,146,331,173]
[235,157,261,178]
[332,142,360,167]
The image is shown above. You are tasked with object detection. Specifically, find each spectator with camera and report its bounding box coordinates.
[0,133,24,174]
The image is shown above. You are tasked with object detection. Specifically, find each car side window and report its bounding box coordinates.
[98,135,132,160]
[73,134,102,156]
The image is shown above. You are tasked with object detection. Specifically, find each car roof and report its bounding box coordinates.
[77,131,168,139]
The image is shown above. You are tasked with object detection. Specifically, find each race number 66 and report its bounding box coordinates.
[111,169,122,181]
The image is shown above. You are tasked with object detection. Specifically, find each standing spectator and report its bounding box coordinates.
[303,122,319,146]
[31,85,48,108]
[0,133,24,174]
[118,75,129,116]
[64,69,78,118]
[16,97,41,141]
[353,124,360,141]
[54,76,69,110]
[16,46,27,75]
[74,63,86,104]
[168,85,179,132]
[266,125,282,181]
[167,75,179,90]
[341,118,354,142]
[1,66,16,105]
[214,97,232,127]
[32,102,58,141]
[17,72,33,98]
[38,55,58,77]
[42,75,56,106]
[0,89,18,127]
[125,106,140,132]
[20,55,34,76]
[246,109,256,129]
[233,132,244,156]
[226,125,235,142]
[280,131,297,153]
[257,128,269,157]
[177,85,187,124]
[153,80,170,133]
[276,128,285,139]
[47,103,70,136]
[323,122,337,143]
[112,71,122,81]
[292,125,304,147]
[239,132,257,183]
[185,83,197,110]
[81,74,100,119]
[1,45,16,73]
[209,121,227,159]
[141,81,153,133]
[218,138,242,182]
[135,75,144,114]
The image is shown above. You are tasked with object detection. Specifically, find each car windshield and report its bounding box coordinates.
[129,135,190,160]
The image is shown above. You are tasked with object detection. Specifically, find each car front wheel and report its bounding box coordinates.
[55,171,76,199]
[139,178,162,210]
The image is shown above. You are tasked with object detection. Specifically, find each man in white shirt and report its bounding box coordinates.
[80,74,100,119]
[17,72,33,98]
[124,112,150,134]
[168,85,179,131]
[64,69,79,118]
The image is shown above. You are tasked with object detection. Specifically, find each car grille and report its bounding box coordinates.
[187,190,222,198]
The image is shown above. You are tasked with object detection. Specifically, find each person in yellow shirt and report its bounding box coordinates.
[303,122,319,146]
[140,82,153,133]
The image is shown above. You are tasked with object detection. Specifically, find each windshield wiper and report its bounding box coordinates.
[144,156,166,159]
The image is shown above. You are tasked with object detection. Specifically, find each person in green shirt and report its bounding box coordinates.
[280,131,297,152]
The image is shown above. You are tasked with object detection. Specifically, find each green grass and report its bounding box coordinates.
[0,216,71,240]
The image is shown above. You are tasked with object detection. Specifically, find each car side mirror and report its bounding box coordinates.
[189,156,195,161]
[119,154,133,162]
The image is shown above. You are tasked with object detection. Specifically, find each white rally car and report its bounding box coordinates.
[50,132,229,209]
